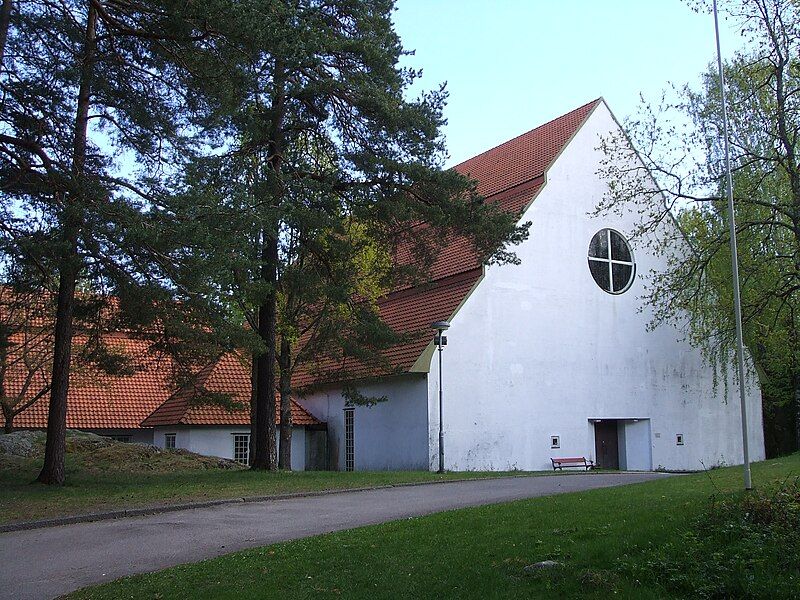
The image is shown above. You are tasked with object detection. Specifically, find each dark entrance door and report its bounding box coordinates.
[594,420,619,469]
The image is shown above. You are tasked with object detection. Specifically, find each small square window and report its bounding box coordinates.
[676,434,684,446]
[551,436,560,449]
[164,433,176,449]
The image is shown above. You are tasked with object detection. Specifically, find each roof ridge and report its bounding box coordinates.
[452,98,601,175]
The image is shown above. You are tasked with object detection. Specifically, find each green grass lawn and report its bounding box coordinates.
[0,433,531,525]
[66,453,800,599]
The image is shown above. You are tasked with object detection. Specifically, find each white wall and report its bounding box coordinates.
[152,426,191,451]
[618,419,652,471]
[425,102,764,472]
[299,375,429,471]
[152,425,307,470]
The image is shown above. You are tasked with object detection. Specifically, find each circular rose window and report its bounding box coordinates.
[587,229,635,294]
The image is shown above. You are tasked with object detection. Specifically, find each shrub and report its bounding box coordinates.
[620,479,800,599]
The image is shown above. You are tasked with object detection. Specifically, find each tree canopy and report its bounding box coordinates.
[1,0,528,480]
[597,0,800,454]
[162,0,528,470]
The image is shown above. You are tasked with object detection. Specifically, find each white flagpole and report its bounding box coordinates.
[713,0,753,490]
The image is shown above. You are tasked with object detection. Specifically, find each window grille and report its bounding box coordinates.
[344,408,355,472]
[233,434,250,465]
[588,229,635,294]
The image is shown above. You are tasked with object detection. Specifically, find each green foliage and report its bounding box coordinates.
[0,0,247,404]
[2,0,529,475]
[621,480,800,598]
[341,383,389,407]
[597,0,800,453]
[158,0,530,450]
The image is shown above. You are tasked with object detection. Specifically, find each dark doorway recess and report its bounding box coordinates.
[594,420,619,469]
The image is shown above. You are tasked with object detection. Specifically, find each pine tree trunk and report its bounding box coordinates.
[37,4,96,485]
[250,58,285,472]
[795,372,800,452]
[252,233,278,471]
[1,324,9,434]
[0,0,11,67]
[278,336,292,470]
[37,253,78,484]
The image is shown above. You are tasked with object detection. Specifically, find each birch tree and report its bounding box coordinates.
[597,0,800,452]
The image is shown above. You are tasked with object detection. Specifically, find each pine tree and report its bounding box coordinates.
[0,1,218,483]
[170,0,527,470]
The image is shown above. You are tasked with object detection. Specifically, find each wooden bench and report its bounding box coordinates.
[551,457,594,471]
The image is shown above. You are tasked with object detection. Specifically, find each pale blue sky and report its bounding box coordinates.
[393,0,744,167]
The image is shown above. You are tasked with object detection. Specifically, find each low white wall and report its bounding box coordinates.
[152,426,191,451]
[152,426,307,470]
[299,374,429,471]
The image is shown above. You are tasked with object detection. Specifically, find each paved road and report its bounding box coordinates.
[1,472,668,600]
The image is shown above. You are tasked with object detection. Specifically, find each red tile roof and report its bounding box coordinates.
[12,334,174,431]
[293,268,484,388]
[142,354,320,427]
[294,99,600,387]
[455,99,600,199]
[11,336,320,430]
[11,100,598,427]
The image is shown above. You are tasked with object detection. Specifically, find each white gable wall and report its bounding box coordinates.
[426,102,765,471]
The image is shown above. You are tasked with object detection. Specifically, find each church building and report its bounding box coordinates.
[297,98,765,472]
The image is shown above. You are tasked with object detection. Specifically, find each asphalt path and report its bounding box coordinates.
[0,472,669,600]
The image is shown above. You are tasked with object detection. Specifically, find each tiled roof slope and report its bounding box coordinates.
[12,100,598,424]
[294,100,600,387]
[13,334,173,430]
[142,353,320,427]
[455,99,600,198]
[293,268,483,388]
[12,335,319,430]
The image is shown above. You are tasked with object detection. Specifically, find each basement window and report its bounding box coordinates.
[551,436,560,449]
[164,433,176,449]
[588,229,635,294]
[233,434,250,465]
